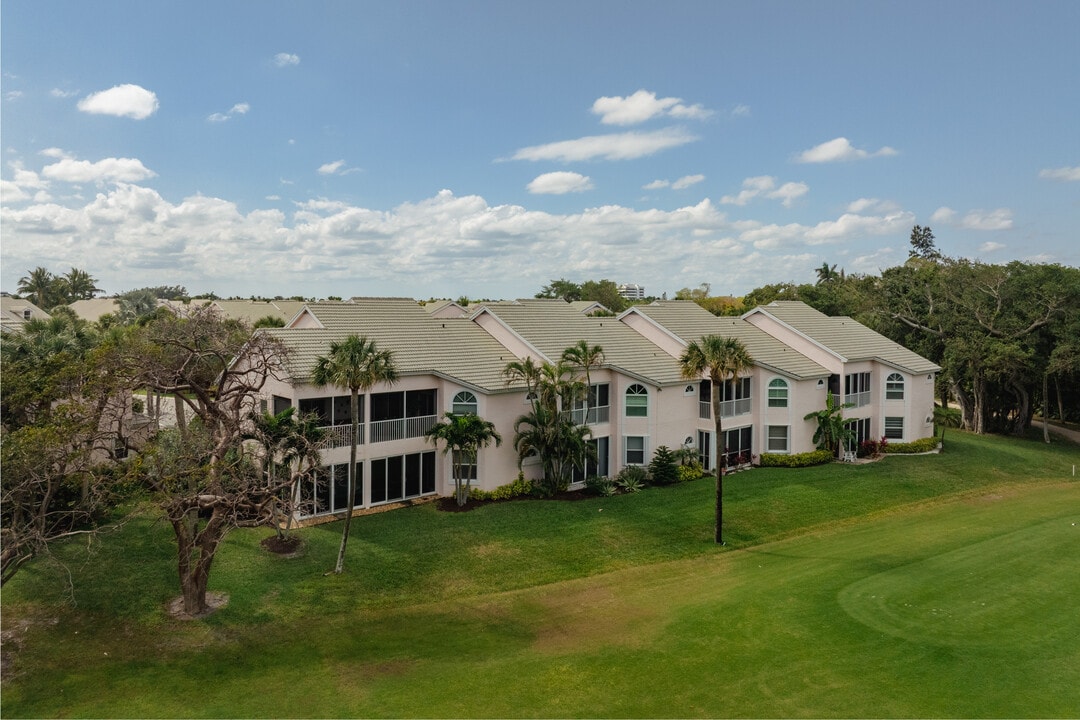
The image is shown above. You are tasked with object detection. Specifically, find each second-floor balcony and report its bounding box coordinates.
[369,414,438,443]
[319,424,365,450]
[699,397,752,419]
[848,390,871,408]
[571,405,610,425]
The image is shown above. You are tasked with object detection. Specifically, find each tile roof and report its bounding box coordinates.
[261,299,521,392]
[750,301,941,374]
[477,300,688,386]
[627,301,831,379]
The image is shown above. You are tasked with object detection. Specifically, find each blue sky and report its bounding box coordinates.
[2,0,1077,300]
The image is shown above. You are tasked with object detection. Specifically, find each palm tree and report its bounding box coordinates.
[312,335,398,574]
[17,267,58,309]
[62,268,103,301]
[512,404,593,496]
[679,335,754,545]
[561,340,604,424]
[503,357,543,411]
[247,407,327,539]
[803,391,856,456]
[426,412,502,506]
[815,262,840,285]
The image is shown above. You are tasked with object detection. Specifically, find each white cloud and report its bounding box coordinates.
[50,88,79,98]
[671,174,706,190]
[274,53,300,67]
[526,171,594,195]
[591,90,712,125]
[77,84,159,120]
[208,102,250,122]
[643,179,670,190]
[847,198,899,214]
[318,160,347,175]
[721,176,808,207]
[980,241,1006,252]
[1039,165,1080,182]
[510,127,698,162]
[39,147,73,160]
[961,208,1013,231]
[931,206,956,224]
[5,91,24,101]
[795,137,898,163]
[42,157,157,184]
[731,104,751,118]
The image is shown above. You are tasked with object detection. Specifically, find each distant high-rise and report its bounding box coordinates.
[618,283,645,299]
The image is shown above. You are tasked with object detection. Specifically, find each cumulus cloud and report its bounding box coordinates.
[671,174,705,190]
[932,206,1012,231]
[643,179,670,190]
[50,88,79,98]
[274,53,300,67]
[42,157,157,184]
[510,127,698,162]
[527,171,594,195]
[721,176,808,207]
[77,84,159,119]
[318,160,348,175]
[1039,165,1080,181]
[795,137,898,163]
[591,90,712,125]
[847,198,900,214]
[961,208,1013,231]
[208,102,250,122]
[980,241,1006,252]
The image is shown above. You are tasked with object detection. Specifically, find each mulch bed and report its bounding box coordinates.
[436,489,593,512]
[260,534,304,554]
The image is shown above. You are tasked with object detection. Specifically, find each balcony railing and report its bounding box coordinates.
[369,414,437,443]
[319,424,365,450]
[848,391,871,408]
[571,405,610,425]
[699,397,752,419]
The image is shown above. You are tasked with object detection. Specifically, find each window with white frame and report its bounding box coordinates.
[884,416,904,440]
[885,373,905,400]
[625,384,649,417]
[845,372,871,407]
[452,390,478,415]
[625,436,646,465]
[767,425,789,453]
[768,378,789,408]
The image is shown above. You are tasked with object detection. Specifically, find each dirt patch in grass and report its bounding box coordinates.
[437,489,594,512]
[260,534,304,556]
[166,591,229,620]
[525,581,661,654]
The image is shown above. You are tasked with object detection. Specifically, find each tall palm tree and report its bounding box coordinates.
[503,356,543,411]
[512,404,592,496]
[561,340,604,424]
[679,335,754,545]
[426,412,502,506]
[61,268,103,301]
[247,407,327,538]
[17,267,58,309]
[312,335,398,574]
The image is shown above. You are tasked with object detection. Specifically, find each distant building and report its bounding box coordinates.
[618,283,645,300]
[1,296,50,334]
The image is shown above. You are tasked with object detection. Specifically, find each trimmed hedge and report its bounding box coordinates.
[759,449,835,468]
[883,436,940,454]
[469,473,534,501]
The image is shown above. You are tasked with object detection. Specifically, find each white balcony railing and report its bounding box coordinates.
[319,424,364,449]
[571,405,610,425]
[848,391,871,408]
[369,414,437,443]
[700,397,752,419]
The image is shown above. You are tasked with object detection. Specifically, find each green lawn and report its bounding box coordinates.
[2,431,1078,718]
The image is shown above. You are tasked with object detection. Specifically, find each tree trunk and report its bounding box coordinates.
[172,507,225,616]
[1042,373,1051,443]
[1054,375,1064,423]
[952,380,974,431]
[334,390,360,574]
[711,377,725,545]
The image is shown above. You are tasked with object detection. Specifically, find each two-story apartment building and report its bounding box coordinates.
[255,297,940,521]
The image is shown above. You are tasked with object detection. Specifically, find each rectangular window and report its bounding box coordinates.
[722,426,753,467]
[625,436,646,465]
[845,417,872,451]
[370,451,437,505]
[573,436,610,483]
[698,430,711,470]
[767,426,789,453]
[885,416,904,440]
[625,395,648,417]
[272,395,292,415]
[845,372,871,407]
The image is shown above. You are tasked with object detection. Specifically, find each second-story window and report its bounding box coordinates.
[768,378,789,408]
[886,373,905,400]
[452,390,478,415]
[625,384,648,417]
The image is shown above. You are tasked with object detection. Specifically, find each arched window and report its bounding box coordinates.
[767,378,789,408]
[885,373,905,400]
[625,384,649,417]
[452,390,478,415]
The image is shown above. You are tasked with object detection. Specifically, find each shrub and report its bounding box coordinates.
[883,436,940,454]
[759,449,835,468]
[585,475,617,497]
[676,462,704,483]
[468,472,533,501]
[616,465,647,493]
[858,437,888,457]
[648,445,679,485]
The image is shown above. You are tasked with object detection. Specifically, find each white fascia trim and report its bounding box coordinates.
[742,307,847,364]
